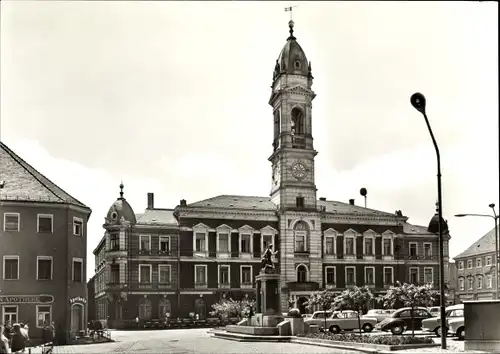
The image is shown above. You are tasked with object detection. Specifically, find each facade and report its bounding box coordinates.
[91,21,450,326]
[87,275,96,323]
[0,142,92,344]
[454,226,499,302]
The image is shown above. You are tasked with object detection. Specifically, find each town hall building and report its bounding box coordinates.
[91,20,451,327]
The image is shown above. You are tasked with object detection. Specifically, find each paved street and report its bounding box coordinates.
[32,329,360,353]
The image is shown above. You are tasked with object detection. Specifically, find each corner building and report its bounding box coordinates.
[92,21,451,326]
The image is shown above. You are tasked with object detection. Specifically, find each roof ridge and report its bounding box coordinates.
[0,141,89,209]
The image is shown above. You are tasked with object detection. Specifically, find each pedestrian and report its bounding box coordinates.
[0,325,11,354]
[135,316,139,330]
[9,324,26,353]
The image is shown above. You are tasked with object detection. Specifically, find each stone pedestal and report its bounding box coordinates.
[256,269,281,316]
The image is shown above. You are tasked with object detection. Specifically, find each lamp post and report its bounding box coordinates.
[410,92,447,349]
[455,204,499,299]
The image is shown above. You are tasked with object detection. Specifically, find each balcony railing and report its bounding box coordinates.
[131,282,173,290]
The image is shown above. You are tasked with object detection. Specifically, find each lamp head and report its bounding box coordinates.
[489,203,495,209]
[454,214,467,217]
[410,92,426,114]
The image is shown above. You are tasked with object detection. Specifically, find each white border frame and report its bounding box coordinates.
[467,276,473,290]
[476,257,482,268]
[73,217,84,236]
[36,304,52,328]
[139,264,153,283]
[424,267,434,284]
[364,266,375,286]
[158,264,171,284]
[324,266,336,287]
[458,261,464,270]
[293,221,309,253]
[139,234,152,252]
[409,266,419,284]
[477,275,483,289]
[239,225,255,258]
[467,259,473,269]
[37,256,53,280]
[70,303,85,333]
[3,212,20,232]
[423,242,432,258]
[193,224,209,255]
[159,235,171,253]
[2,305,19,323]
[459,277,465,291]
[72,257,84,282]
[260,225,278,255]
[3,255,19,280]
[240,265,253,288]
[218,264,231,288]
[37,214,53,233]
[487,274,492,288]
[343,229,359,259]
[486,256,492,266]
[216,224,232,257]
[381,230,395,260]
[408,242,418,258]
[323,228,337,257]
[345,266,356,286]
[194,264,208,287]
[295,263,309,282]
[383,266,394,285]
[363,235,375,259]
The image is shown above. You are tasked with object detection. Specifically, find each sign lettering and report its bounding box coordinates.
[0,295,54,304]
[69,296,87,304]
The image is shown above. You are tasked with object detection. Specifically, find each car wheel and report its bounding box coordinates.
[363,323,373,333]
[391,326,404,335]
[457,327,465,341]
[329,325,341,334]
[435,326,448,337]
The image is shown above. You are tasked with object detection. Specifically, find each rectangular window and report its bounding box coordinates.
[296,196,304,208]
[139,265,152,283]
[110,234,119,250]
[467,260,473,269]
[345,238,354,255]
[139,235,151,252]
[158,265,171,284]
[195,233,206,252]
[468,277,473,290]
[365,267,374,285]
[110,264,120,284]
[383,239,392,255]
[384,267,393,285]
[2,306,18,324]
[195,265,207,285]
[486,257,492,266]
[219,233,229,253]
[241,234,251,253]
[241,266,252,285]
[73,217,83,236]
[159,236,171,253]
[36,305,52,328]
[476,258,482,268]
[364,238,373,256]
[219,265,230,285]
[37,214,53,233]
[459,278,464,291]
[262,235,273,251]
[345,267,355,285]
[295,235,305,252]
[424,243,432,257]
[477,276,483,289]
[424,267,433,284]
[487,275,493,288]
[409,267,419,284]
[325,267,336,285]
[3,213,20,232]
[325,236,335,255]
[72,258,83,282]
[3,256,19,280]
[409,243,418,257]
[458,261,464,270]
[37,256,53,280]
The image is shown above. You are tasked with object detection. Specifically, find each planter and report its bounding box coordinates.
[289,317,305,336]
[292,337,439,351]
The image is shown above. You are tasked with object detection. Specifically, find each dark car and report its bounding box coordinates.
[375,307,433,335]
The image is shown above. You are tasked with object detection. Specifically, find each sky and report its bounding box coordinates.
[1,1,498,281]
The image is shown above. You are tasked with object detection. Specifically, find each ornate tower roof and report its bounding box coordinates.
[427,200,449,234]
[273,20,312,81]
[105,182,136,225]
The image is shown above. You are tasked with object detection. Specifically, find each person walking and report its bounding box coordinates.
[0,325,11,354]
[9,324,26,353]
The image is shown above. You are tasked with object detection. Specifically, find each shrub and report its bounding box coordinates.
[287,308,302,318]
[305,332,434,345]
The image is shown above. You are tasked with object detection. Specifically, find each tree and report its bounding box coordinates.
[305,289,339,330]
[209,298,256,320]
[331,286,374,334]
[378,282,438,336]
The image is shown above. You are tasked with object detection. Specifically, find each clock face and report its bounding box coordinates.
[291,162,307,180]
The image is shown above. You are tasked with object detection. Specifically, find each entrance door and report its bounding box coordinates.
[297,297,308,315]
[71,304,84,333]
[194,299,206,320]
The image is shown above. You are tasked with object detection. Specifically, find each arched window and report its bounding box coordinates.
[274,110,281,144]
[294,221,309,253]
[159,298,172,319]
[297,265,308,282]
[195,298,206,320]
[138,297,152,320]
[291,107,305,136]
[70,304,84,334]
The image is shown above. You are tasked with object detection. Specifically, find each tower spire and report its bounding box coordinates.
[284,6,297,40]
[119,181,124,199]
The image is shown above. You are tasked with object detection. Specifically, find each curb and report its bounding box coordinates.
[291,339,380,353]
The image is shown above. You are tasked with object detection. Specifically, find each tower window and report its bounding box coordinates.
[294,60,301,69]
[296,196,305,208]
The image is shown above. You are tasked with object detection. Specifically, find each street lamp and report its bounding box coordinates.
[410,92,447,350]
[455,204,499,299]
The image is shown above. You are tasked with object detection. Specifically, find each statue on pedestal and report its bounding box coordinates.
[261,245,279,273]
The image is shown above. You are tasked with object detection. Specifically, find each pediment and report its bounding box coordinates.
[363,229,378,236]
[343,228,361,236]
[382,230,396,237]
[238,224,255,233]
[192,223,210,230]
[285,85,311,96]
[216,224,232,231]
[260,225,278,234]
[324,228,339,235]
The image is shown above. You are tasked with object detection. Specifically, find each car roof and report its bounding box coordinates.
[394,307,428,314]
[446,304,464,311]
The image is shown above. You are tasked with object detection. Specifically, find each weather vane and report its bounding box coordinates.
[284,6,297,21]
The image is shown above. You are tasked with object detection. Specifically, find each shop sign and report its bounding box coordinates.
[69,296,87,304]
[0,295,54,304]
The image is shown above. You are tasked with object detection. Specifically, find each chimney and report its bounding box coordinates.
[319,197,327,201]
[349,199,355,205]
[180,199,187,207]
[147,193,154,209]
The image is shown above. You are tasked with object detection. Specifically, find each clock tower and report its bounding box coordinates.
[269,20,318,211]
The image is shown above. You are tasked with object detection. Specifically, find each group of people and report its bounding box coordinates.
[1,321,55,353]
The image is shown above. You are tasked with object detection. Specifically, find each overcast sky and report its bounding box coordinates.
[1,1,498,280]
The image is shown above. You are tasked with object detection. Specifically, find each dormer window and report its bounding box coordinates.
[294,60,301,69]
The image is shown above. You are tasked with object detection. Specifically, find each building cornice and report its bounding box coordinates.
[0,200,91,216]
[175,207,279,221]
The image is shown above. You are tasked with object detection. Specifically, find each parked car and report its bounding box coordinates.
[366,309,396,323]
[303,311,333,328]
[323,311,377,333]
[375,307,433,335]
[447,311,465,341]
[428,306,440,317]
[422,304,463,337]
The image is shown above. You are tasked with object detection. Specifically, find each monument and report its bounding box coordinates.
[255,245,283,326]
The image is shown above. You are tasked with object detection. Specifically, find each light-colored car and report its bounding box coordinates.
[366,309,396,323]
[303,311,333,328]
[447,312,465,341]
[324,311,377,333]
[422,304,463,337]
[428,306,440,317]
